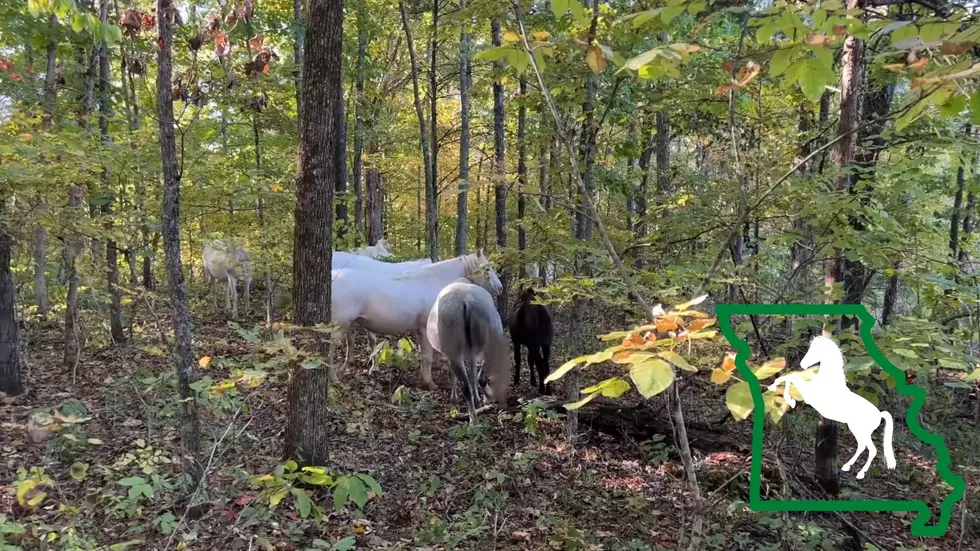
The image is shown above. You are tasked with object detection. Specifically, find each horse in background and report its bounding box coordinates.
[768,335,897,479]
[509,287,554,395]
[353,238,392,258]
[426,280,508,423]
[329,251,502,389]
[203,239,252,320]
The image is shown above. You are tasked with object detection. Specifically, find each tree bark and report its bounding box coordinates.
[35,15,58,319]
[63,185,85,372]
[517,77,528,279]
[819,0,866,496]
[294,0,305,122]
[99,0,125,343]
[365,143,383,245]
[400,0,436,261]
[455,0,471,256]
[336,94,349,238]
[492,19,508,314]
[156,0,202,483]
[429,0,440,253]
[284,0,343,466]
[253,109,274,324]
[0,222,23,396]
[951,125,972,262]
[353,19,367,243]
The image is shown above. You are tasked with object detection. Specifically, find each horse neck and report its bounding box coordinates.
[400,256,468,283]
[812,349,846,385]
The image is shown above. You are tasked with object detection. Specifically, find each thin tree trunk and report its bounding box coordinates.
[156,0,202,483]
[537,137,552,281]
[635,119,654,267]
[429,0,440,253]
[0,222,23,396]
[63,185,84,372]
[951,125,972,262]
[455,0,471,256]
[294,0,305,121]
[35,15,58,319]
[492,19,508,315]
[285,0,343,466]
[400,0,436,261]
[517,77,528,279]
[365,143,382,245]
[253,112,274,324]
[819,0,865,497]
[336,94,349,238]
[353,19,367,242]
[98,0,124,343]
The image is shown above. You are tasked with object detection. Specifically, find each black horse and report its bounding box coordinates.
[508,287,554,394]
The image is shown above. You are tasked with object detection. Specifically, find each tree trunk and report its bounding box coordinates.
[353,19,367,243]
[284,0,343,466]
[429,0,440,253]
[63,185,85,372]
[156,0,202,483]
[537,137,552,281]
[634,119,655,267]
[294,0,305,121]
[336,94,349,238]
[951,125,972,262]
[35,15,58,319]
[253,111,274,324]
[99,0,125,343]
[492,19,508,315]
[517,77,528,279]
[455,0,471,256]
[0,223,23,396]
[819,0,865,496]
[654,110,671,196]
[400,0,436,261]
[365,142,383,245]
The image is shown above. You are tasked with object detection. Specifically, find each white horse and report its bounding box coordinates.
[426,280,508,423]
[203,239,252,320]
[332,250,430,273]
[352,238,392,258]
[768,335,896,479]
[329,251,503,389]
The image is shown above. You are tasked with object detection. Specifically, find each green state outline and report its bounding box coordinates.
[715,303,966,537]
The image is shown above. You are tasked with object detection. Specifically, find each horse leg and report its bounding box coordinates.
[327,329,343,385]
[539,343,552,395]
[856,435,877,479]
[842,437,867,473]
[419,331,438,391]
[210,276,220,314]
[343,327,356,370]
[527,346,543,393]
[244,276,251,315]
[513,340,522,387]
[448,357,477,424]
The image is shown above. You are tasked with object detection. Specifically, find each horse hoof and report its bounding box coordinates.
[856,472,866,480]
[786,399,796,408]
[842,464,851,472]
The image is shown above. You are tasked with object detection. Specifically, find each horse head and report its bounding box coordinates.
[518,287,537,304]
[464,249,504,296]
[376,238,393,257]
[800,335,844,372]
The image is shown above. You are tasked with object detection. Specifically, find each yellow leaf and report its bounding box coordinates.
[600,330,629,341]
[612,351,655,364]
[18,133,34,142]
[269,489,288,507]
[533,31,551,41]
[654,317,679,332]
[545,355,587,383]
[710,368,732,385]
[586,46,606,75]
[503,31,521,44]
[16,479,37,506]
[629,359,674,398]
[726,382,753,421]
[582,377,631,397]
[672,294,708,312]
[198,356,212,369]
[659,351,696,372]
[687,318,715,332]
[564,391,600,410]
[752,358,786,380]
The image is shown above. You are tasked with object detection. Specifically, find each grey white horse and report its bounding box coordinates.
[203,239,252,320]
[426,280,508,423]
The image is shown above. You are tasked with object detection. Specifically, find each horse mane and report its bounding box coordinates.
[391,254,482,281]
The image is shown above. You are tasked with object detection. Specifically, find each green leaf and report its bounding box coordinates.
[269,489,288,507]
[659,351,696,372]
[70,462,88,480]
[629,359,675,398]
[661,5,685,24]
[356,474,383,497]
[970,92,980,125]
[118,476,147,487]
[940,94,967,118]
[752,358,786,380]
[507,48,530,73]
[333,537,357,551]
[757,21,781,44]
[798,59,828,103]
[892,348,919,359]
[71,14,85,33]
[284,459,298,472]
[582,376,631,398]
[291,487,313,518]
[891,23,919,45]
[726,382,754,421]
[964,368,980,383]
[769,48,794,77]
[475,46,511,62]
[332,480,349,511]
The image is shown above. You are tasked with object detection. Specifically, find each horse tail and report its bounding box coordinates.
[880,410,896,469]
[462,300,475,352]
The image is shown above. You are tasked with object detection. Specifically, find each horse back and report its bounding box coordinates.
[510,303,554,345]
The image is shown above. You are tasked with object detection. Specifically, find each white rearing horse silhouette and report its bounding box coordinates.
[767,335,897,479]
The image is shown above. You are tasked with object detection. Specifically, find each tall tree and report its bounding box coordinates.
[400,0,436,260]
[517,77,528,279]
[491,18,507,314]
[336,94,349,237]
[156,0,201,482]
[99,0,124,343]
[293,0,305,120]
[353,14,367,242]
[0,222,22,396]
[429,0,440,252]
[34,15,59,320]
[284,0,343,466]
[455,0,471,256]
[63,185,84,371]
[818,0,865,496]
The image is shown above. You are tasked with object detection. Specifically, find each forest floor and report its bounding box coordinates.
[2,304,980,551]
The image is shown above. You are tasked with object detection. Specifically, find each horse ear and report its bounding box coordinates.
[477,248,485,258]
